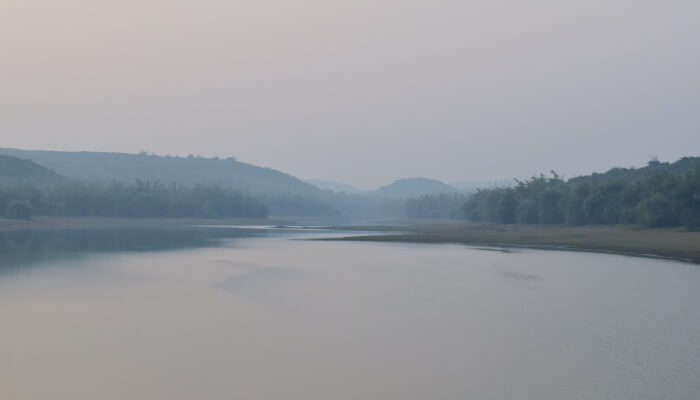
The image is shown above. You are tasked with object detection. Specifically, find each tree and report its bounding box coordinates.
[637,193,676,227]
[566,184,590,225]
[461,158,700,228]
[498,189,517,224]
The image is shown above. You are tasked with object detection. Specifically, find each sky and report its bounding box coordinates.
[1,0,699,189]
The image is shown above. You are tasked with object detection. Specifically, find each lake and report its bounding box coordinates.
[1,227,699,399]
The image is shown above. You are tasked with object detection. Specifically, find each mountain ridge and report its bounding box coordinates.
[0,154,64,185]
[0,148,321,197]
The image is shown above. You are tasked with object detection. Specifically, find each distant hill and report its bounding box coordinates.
[0,154,63,185]
[306,179,361,193]
[0,148,322,197]
[375,178,457,199]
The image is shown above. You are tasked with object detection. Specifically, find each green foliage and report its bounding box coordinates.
[0,181,268,219]
[462,159,700,229]
[637,193,675,227]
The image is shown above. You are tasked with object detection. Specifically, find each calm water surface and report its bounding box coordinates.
[1,227,699,399]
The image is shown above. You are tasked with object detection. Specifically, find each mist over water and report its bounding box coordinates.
[1,228,699,399]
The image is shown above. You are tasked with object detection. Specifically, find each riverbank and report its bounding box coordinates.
[327,223,700,264]
[4,217,699,265]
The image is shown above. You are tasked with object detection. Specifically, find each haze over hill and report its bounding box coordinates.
[0,148,320,197]
[0,154,63,186]
[0,147,471,218]
[375,178,457,199]
[2,146,698,222]
[0,152,270,219]
[4,1,699,188]
[305,179,361,194]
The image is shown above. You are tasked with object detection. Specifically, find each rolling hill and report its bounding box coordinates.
[0,154,63,185]
[0,148,322,197]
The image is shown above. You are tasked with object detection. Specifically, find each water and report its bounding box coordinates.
[1,227,699,399]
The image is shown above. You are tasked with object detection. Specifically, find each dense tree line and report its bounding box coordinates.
[0,181,268,219]
[463,159,700,229]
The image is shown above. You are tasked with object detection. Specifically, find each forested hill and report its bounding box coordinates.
[0,154,63,185]
[464,157,700,229]
[0,153,269,219]
[0,148,321,196]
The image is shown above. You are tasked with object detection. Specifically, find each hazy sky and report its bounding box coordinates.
[2,0,698,188]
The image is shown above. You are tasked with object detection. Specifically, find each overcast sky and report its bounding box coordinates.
[2,0,698,188]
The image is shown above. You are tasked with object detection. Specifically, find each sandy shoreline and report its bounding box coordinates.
[327,223,700,264]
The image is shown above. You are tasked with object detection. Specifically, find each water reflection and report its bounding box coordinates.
[215,265,305,303]
[501,270,541,281]
[1,229,699,400]
[0,227,266,272]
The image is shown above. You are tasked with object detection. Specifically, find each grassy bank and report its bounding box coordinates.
[327,223,700,264]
